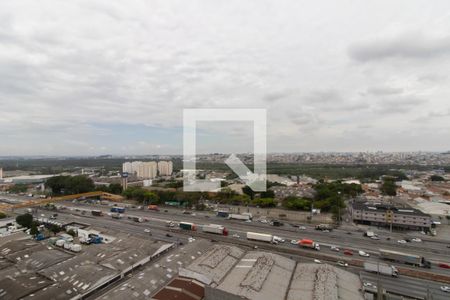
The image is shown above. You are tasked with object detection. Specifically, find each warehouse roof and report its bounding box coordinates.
[185,244,244,286]
[152,277,205,300]
[215,251,295,300]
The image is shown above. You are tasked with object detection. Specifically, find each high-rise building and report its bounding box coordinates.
[0,167,3,179]
[122,162,133,174]
[157,161,173,176]
[137,161,157,179]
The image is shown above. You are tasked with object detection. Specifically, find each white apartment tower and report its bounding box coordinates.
[122,162,132,174]
[157,161,173,176]
[137,161,157,179]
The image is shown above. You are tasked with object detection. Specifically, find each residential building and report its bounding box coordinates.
[158,161,173,176]
[350,201,432,231]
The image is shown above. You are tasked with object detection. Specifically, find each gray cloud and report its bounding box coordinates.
[0,0,449,154]
[367,86,404,96]
[349,32,450,62]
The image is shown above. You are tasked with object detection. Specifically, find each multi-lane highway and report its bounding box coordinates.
[18,202,450,299]
[54,202,450,267]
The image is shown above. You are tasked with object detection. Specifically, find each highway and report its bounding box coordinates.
[56,202,450,267]
[360,271,449,300]
[21,205,450,299]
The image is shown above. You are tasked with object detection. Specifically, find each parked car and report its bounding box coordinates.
[370,236,380,240]
[313,259,322,264]
[412,238,422,242]
[441,286,450,293]
[397,240,407,244]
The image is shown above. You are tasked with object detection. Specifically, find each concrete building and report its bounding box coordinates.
[351,201,432,231]
[137,161,158,179]
[122,162,132,174]
[0,167,3,179]
[158,161,173,176]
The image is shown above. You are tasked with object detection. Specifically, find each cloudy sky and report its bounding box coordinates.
[1,0,449,155]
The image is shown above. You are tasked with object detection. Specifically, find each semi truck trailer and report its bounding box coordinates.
[364,262,399,277]
[246,232,275,243]
[91,210,103,216]
[299,239,320,250]
[111,207,125,213]
[202,224,228,236]
[228,214,251,221]
[379,249,431,268]
[179,222,196,231]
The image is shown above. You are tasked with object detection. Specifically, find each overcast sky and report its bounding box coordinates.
[1,0,449,155]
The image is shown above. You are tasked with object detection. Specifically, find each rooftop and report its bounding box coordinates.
[352,201,430,217]
[215,251,295,300]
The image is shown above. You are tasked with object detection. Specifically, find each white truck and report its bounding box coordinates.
[246,232,276,243]
[202,224,228,236]
[229,214,251,221]
[364,231,376,237]
[364,262,398,277]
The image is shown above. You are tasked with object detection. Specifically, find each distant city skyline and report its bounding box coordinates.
[1,1,449,155]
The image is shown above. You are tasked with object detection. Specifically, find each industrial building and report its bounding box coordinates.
[180,245,363,300]
[0,230,174,300]
[350,201,432,231]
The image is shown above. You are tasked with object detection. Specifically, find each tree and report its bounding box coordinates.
[0,212,7,219]
[252,198,276,208]
[260,190,275,198]
[46,175,95,195]
[8,183,28,193]
[66,229,76,237]
[49,224,62,235]
[30,222,39,236]
[16,213,33,228]
[143,191,159,204]
[242,185,255,200]
[108,183,123,194]
[381,178,397,196]
[430,175,445,182]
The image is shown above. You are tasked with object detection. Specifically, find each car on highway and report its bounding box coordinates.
[344,249,353,256]
[438,263,450,269]
[166,233,173,237]
[337,261,348,267]
[313,259,322,264]
[299,226,306,230]
[441,286,450,293]
[245,219,252,223]
[411,238,422,242]
[144,229,150,233]
[358,250,370,257]
[232,234,240,238]
[397,239,407,244]
[330,246,340,252]
[346,232,352,235]
[370,236,380,240]
[290,239,298,245]
[363,282,377,290]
